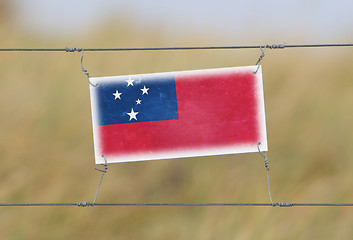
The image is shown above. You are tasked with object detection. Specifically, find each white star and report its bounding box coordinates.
[113,90,122,100]
[127,108,139,121]
[141,85,149,95]
[136,99,142,105]
[126,77,134,87]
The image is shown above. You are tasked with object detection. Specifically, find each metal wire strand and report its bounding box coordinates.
[253,45,267,74]
[1,43,353,52]
[257,142,274,205]
[92,154,109,206]
[1,202,353,207]
[80,49,98,87]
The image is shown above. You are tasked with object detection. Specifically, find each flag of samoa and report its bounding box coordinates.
[89,66,267,164]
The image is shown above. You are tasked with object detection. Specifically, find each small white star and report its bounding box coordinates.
[136,99,142,105]
[126,77,134,87]
[127,108,139,121]
[113,90,122,100]
[141,85,149,95]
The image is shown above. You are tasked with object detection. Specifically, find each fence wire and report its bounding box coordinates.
[1,202,353,207]
[0,43,352,52]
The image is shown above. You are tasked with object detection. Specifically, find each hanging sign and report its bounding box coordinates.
[89,65,267,164]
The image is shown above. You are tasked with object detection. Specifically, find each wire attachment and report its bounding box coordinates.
[276,202,294,207]
[80,49,98,87]
[76,202,92,207]
[267,43,286,49]
[92,154,109,206]
[257,142,274,206]
[252,43,285,74]
[65,47,82,52]
[253,46,267,74]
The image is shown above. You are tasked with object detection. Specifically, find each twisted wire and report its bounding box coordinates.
[80,49,98,87]
[257,142,274,205]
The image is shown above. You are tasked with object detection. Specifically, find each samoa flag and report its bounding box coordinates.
[89,66,267,164]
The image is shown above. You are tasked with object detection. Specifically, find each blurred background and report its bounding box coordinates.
[1,0,353,239]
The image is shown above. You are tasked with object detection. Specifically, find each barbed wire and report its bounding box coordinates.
[0,43,352,52]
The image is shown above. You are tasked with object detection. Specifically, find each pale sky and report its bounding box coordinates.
[10,0,353,43]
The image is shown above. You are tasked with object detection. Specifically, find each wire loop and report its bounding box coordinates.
[253,46,267,74]
[80,49,98,87]
[253,43,285,74]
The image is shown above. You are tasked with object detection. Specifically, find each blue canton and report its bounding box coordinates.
[96,74,178,125]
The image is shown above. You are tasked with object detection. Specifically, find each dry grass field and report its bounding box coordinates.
[1,9,353,239]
